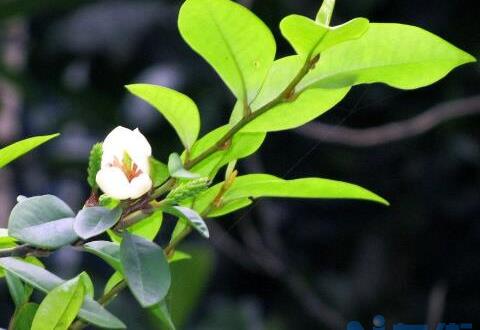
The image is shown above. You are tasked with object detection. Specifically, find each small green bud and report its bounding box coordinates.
[166,177,210,204]
[87,143,103,189]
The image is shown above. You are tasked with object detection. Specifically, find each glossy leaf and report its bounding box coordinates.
[167,206,209,239]
[31,277,85,330]
[9,303,38,330]
[120,233,171,307]
[0,258,126,329]
[8,195,78,249]
[299,23,476,91]
[195,174,388,216]
[280,15,369,57]
[149,301,176,330]
[187,125,265,177]
[74,207,122,240]
[0,134,59,169]
[83,241,122,272]
[179,0,276,103]
[127,84,200,149]
[0,258,63,292]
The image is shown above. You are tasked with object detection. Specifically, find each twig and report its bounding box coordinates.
[296,95,480,147]
[0,244,50,258]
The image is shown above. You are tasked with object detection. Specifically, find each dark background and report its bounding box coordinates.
[0,0,479,329]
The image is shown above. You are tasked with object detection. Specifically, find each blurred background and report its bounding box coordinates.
[0,0,479,329]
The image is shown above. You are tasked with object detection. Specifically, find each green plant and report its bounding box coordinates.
[0,0,475,329]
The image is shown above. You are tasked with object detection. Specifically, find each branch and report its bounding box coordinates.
[0,244,51,258]
[296,95,480,147]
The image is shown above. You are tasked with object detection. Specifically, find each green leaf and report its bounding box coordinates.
[195,174,388,216]
[120,233,171,307]
[316,0,335,25]
[74,207,122,240]
[178,0,276,104]
[0,258,63,292]
[8,195,78,249]
[187,125,265,177]
[31,277,85,330]
[166,206,209,239]
[126,84,200,149]
[299,23,476,91]
[246,55,305,115]
[169,250,192,264]
[149,300,176,330]
[104,272,123,295]
[280,16,369,56]
[168,153,200,179]
[0,258,126,329]
[169,218,189,244]
[83,241,122,272]
[242,87,350,132]
[0,134,59,169]
[150,158,169,187]
[6,271,32,307]
[0,228,16,249]
[78,272,95,298]
[231,55,350,133]
[9,302,39,330]
[87,143,102,189]
[78,299,125,329]
[107,210,163,243]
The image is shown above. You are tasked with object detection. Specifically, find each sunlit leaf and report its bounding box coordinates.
[178,0,276,103]
[316,0,335,25]
[127,84,200,149]
[241,87,350,132]
[280,16,369,56]
[187,125,265,177]
[0,134,59,169]
[120,233,171,307]
[31,277,85,330]
[195,174,388,216]
[299,23,476,90]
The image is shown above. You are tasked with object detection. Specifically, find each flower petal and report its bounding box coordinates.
[96,167,131,200]
[128,173,153,199]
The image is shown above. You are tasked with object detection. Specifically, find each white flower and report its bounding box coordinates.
[96,126,153,200]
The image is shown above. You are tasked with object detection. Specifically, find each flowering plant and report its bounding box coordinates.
[0,0,474,329]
